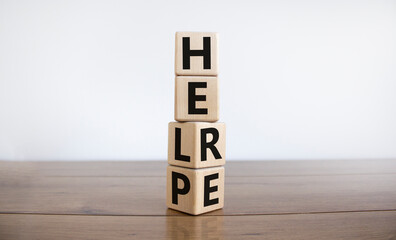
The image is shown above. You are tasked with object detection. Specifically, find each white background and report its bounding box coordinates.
[0,0,395,161]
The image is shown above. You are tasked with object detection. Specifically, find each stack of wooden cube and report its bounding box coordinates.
[166,32,226,215]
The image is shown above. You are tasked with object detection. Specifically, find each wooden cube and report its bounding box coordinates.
[166,165,224,215]
[168,122,226,169]
[175,32,218,76]
[175,76,219,122]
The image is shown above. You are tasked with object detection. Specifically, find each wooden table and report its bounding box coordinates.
[1,160,396,239]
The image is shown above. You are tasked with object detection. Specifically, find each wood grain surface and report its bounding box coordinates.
[1,160,396,239]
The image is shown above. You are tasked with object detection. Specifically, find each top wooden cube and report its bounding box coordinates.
[175,32,218,76]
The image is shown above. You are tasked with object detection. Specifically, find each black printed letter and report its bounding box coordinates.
[204,173,219,207]
[172,172,191,204]
[183,37,211,70]
[200,128,222,161]
[188,82,208,115]
[175,128,190,162]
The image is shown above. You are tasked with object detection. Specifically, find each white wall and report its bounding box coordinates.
[0,0,395,161]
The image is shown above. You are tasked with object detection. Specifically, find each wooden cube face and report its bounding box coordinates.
[175,32,218,76]
[166,165,224,215]
[175,76,219,122]
[168,122,226,169]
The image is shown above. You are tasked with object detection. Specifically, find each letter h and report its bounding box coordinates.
[183,37,211,70]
